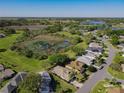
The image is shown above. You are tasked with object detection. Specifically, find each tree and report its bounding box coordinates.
[109,78,121,86]
[72,47,85,56]
[110,63,121,71]
[23,48,33,58]
[3,28,16,35]
[83,33,94,44]
[111,35,119,45]
[88,66,97,72]
[76,74,87,83]
[49,54,70,65]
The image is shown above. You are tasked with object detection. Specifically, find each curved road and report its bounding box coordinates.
[77,44,117,93]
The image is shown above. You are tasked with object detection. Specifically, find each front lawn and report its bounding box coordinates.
[90,80,107,93]
[108,68,124,80]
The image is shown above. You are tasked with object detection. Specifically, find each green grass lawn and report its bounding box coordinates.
[108,68,124,80]
[0,33,21,49]
[0,50,52,72]
[75,42,88,49]
[64,50,76,59]
[90,80,108,93]
[51,73,76,93]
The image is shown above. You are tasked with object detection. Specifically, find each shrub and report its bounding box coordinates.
[49,54,70,65]
[110,63,121,72]
[88,66,97,72]
[111,35,119,45]
[4,28,16,35]
[0,49,7,52]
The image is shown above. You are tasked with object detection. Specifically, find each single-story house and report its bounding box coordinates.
[0,64,4,71]
[52,66,75,82]
[85,51,97,60]
[107,87,124,93]
[88,42,103,53]
[76,56,94,66]
[117,44,124,49]
[0,34,6,38]
[86,50,101,57]
[39,71,51,93]
[66,61,85,73]
[3,69,15,79]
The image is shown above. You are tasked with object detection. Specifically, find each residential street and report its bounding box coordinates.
[77,44,117,93]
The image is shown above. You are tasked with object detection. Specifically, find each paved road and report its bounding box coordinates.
[77,44,116,93]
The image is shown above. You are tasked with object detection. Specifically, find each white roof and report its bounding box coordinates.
[76,56,93,66]
[86,50,101,57]
[89,42,102,48]
[85,52,96,60]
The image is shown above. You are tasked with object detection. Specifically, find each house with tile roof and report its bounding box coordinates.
[52,66,75,82]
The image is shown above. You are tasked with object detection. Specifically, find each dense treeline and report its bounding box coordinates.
[1,18,124,27]
[0,28,16,36]
[109,30,124,36]
[106,30,124,45]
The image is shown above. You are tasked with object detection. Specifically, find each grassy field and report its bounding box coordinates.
[64,50,76,59]
[0,50,52,72]
[0,32,21,49]
[75,42,88,49]
[0,32,52,72]
[90,80,108,93]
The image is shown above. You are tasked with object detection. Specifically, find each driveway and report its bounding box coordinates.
[77,44,116,93]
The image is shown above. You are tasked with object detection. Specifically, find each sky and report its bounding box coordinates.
[0,0,124,17]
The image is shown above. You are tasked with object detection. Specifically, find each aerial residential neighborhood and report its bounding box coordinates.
[0,0,124,93]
